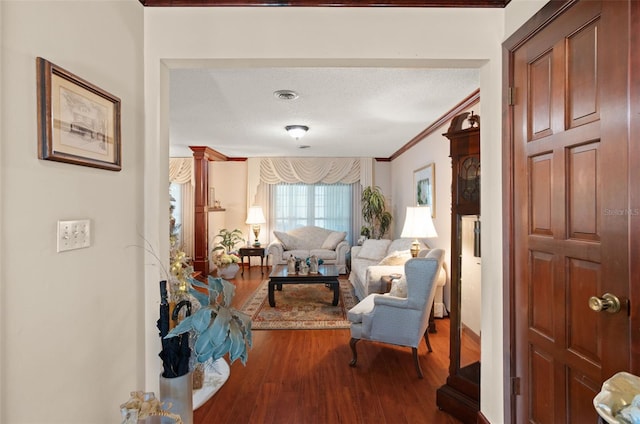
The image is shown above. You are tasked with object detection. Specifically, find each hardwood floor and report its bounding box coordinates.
[194,266,469,424]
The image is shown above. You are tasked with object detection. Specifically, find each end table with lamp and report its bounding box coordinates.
[245,206,266,248]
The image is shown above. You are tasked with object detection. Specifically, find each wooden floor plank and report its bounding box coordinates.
[194,266,468,424]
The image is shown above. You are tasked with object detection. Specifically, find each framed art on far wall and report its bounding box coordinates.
[414,163,435,217]
[36,57,121,171]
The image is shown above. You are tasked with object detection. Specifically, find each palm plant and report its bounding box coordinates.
[213,228,244,254]
[361,185,393,239]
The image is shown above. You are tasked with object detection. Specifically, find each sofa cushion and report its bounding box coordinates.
[309,249,337,260]
[389,276,408,298]
[289,226,333,249]
[283,249,311,259]
[356,239,392,261]
[321,231,347,250]
[274,231,306,250]
[378,250,412,266]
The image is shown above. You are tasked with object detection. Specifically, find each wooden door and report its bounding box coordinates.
[510,1,631,422]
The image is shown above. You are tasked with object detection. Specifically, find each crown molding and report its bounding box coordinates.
[139,0,509,7]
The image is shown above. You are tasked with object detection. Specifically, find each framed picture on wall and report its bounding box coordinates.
[414,163,435,217]
[36,57,121,171]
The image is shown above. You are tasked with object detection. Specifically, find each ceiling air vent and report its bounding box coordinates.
[273,90,299,100]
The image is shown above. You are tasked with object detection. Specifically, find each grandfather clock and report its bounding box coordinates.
[436,111,480,424]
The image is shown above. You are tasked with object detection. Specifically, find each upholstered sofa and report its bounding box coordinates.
[348,238,447,317]
[267,226,350,274]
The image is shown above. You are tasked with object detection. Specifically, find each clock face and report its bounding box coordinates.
[459,156,480,202]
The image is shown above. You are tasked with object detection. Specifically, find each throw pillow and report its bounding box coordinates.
[273,231,304,250]
[389,276,408,298]
[321,231,347,250]
[356,239,392,261]
[378,250,412,266]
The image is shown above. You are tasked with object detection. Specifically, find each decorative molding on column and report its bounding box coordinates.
[189,146,227,276]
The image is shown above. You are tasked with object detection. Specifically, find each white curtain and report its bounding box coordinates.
[352,182,363,243]
[179,184,194,256]
[251,158,372,245]
[169,158,194,257]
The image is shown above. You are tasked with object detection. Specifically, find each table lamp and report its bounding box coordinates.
[400,206,438,257]
[245,206,266,247]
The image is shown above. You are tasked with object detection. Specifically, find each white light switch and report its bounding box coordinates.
[57,219,91,252]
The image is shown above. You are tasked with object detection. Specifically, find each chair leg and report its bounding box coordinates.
[423,329,433,353]
[349,338,359,367]
[412,347,424,379]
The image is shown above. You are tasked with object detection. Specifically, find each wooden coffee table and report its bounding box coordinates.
[268,264,340,307]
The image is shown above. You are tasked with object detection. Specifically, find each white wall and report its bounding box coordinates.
[461,215,482,336]
[505,0,550,37]
[209,161,250,268]
[0,1,144,423]
[211,161,248,239]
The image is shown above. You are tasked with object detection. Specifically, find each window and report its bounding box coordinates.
[270,182,354,244]
[169,182,183,247]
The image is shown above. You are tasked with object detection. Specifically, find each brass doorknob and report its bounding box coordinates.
[588,293,621,313]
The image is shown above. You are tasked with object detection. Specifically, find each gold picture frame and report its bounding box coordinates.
[414,163,435,217]
[37,57,121,171]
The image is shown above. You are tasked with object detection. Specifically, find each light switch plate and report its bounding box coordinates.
[57,219,91,252]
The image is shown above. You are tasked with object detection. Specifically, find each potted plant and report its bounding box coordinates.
[166,275,252,365]
[361,185,393,240]
[212,228,244,279]
[158,276,252,424]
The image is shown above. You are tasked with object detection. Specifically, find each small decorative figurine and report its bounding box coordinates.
[299,262,309,275]
[287,256,296,274]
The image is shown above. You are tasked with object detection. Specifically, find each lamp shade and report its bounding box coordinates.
[401,206,438,239]
[245,206,266,225]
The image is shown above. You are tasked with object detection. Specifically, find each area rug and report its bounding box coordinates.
[239,279,357,330]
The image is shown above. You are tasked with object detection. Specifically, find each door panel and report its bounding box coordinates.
[567,143,599,240]
[529,53,553,140]
[567,258,600,364]
[567,18,600,127]
[530,154,552,235]
[511,1,630,422]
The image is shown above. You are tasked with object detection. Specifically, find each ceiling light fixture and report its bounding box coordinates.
[273,90,299,100]
[285,125,309,140]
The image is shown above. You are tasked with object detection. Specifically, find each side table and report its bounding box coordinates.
[238,247,267,275]
[380,274,400,293]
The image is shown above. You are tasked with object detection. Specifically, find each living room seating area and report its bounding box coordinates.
[348,238,447,318]
[267,225,350,274]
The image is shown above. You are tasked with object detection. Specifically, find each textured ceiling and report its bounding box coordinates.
[169,67,480,158]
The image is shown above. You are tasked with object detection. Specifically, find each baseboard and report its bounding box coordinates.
[461,323,481,345]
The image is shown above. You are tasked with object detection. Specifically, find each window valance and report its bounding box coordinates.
[169,158,192,184]
[259,158,361,184]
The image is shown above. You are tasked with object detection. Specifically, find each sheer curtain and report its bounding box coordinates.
[269,182,356,245]
[248,157,372,245]
[169,158,194,256]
